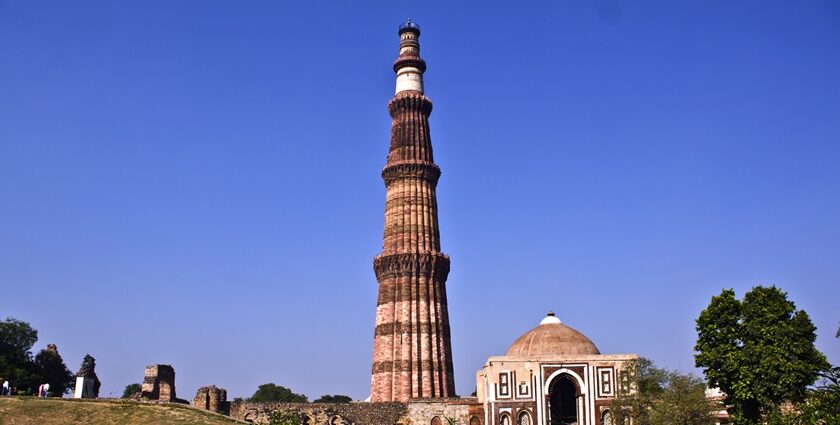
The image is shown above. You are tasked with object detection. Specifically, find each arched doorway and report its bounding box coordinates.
[548,375,578,425]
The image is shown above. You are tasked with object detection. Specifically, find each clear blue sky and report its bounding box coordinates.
[1,1,838,400]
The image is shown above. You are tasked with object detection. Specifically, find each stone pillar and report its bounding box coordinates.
[370,19,456,402]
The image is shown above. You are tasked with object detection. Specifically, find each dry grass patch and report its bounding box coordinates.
[0,397,246,425]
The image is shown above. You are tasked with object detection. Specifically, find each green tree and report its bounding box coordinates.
[785,326,840,425]
[33,345,73,396]
[248,383,308,403]
[784,366,840,425]
[611,358,714,425]
[695,286,829,424]
[122,383,142,398]
[269,410,302,425]
[0,317,40,394]
[313,394,352,403]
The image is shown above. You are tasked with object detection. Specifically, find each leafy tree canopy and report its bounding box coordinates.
[784,366,840,425]
[611,357,715,425]
[313,394,352,403]
[248,383,308,403]
[122,383,142,398]
[34,345,73,396]
[0,317,40,393]
[695,286,829,424]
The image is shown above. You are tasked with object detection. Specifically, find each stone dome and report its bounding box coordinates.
[506,312,600,356]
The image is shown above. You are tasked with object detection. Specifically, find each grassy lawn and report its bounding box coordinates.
[0,397,246,425]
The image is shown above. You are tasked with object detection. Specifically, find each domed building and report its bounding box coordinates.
[476,312,637,425]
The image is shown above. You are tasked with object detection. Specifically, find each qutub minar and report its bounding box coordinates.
[371,19,456,402]
[226,21,640,425]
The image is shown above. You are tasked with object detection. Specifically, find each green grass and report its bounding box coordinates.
[0,396,247,425]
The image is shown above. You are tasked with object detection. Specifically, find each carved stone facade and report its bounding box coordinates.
[141,364,177,402]
[192,385,229,414]
[370,18,456,403]
[476,314,636,425]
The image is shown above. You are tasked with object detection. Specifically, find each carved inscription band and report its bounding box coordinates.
[374,321,451,337]
[376,281,448,306]
[372,359,440,374]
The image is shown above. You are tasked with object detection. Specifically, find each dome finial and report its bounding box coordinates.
[399,18,421,35]
[540,311,562,325]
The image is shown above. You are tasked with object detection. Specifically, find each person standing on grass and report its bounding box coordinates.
[3,379,10,395]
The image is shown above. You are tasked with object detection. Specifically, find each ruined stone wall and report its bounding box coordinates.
[404,399,484,425]
[230,401,408,425]
[192,385,229,415]
[230,399,483,425]
[141,364,176,402]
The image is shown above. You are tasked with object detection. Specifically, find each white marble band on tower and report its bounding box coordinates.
[395,67,424,93]
[394,19,425,94]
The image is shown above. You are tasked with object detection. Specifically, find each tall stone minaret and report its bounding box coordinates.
[370,20,456,402]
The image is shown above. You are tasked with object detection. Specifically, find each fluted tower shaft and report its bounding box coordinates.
[370,21,456,402]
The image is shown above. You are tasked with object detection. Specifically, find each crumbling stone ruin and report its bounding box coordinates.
[192,385,229,415]
[230,399,483,425]
[141,364,180,402]
[73,354,101,398]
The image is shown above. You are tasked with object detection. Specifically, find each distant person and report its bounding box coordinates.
[38,383,45,397]
[0,379,7,395]
[44,383,50,397]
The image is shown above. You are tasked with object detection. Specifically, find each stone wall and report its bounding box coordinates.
[404,399,483,425]
[192,385,229,415]
[230,399,484,425]
[230,401,408,425]
[141,364,177,402]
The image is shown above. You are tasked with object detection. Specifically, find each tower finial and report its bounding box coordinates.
[398,18,421,35]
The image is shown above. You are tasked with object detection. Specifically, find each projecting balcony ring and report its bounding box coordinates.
[388,93,433,116]
[393,57,427,73]
[382,161,441,185]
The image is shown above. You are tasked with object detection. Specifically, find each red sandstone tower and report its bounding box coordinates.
[370,20,456,402]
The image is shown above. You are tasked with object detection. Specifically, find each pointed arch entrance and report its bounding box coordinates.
[548,374,579,425]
